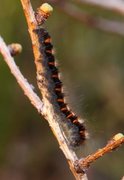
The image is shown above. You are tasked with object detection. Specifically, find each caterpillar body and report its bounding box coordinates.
[35,27,87,146]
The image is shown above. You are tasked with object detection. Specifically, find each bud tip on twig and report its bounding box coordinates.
[113,133,124,141]
[8,43,22,56]
[40,3,53,15]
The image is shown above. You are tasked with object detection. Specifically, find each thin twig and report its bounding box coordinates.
[0,36,43,113]
[47,0,124,36]
[77,133,124,172]
[20,0,88,179]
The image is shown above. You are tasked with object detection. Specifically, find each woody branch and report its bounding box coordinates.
[0,37,43,113]
[76,133,124,172]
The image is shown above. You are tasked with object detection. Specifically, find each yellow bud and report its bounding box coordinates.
[113,133,124,141]
[8,43,22,56]
[40,3,53,14]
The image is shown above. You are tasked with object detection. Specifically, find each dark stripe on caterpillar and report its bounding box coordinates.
[35,27,87,146]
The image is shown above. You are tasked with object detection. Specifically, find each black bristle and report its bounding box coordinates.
[56,92,64,98]
[70,115,78,121]
[45,52,55,62]
[44,43,53,50]
[49,66,58,73]
[64,111,72,117]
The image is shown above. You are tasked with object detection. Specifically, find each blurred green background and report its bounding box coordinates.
[0,0,124,179]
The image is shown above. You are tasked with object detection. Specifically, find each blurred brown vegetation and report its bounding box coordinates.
[0,0,124,179]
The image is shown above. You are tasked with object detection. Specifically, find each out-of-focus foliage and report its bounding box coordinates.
[0,0,124,179]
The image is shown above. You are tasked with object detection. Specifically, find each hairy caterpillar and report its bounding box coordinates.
[35,4,88,146]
